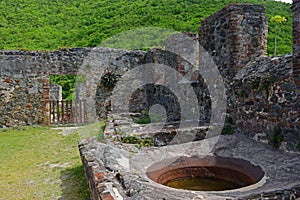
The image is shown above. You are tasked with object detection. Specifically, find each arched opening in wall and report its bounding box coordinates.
[128,78,211,128]
[129,83,182,127]
[49,74,87,125]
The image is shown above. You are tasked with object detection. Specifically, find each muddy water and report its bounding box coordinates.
[164,176,241,191]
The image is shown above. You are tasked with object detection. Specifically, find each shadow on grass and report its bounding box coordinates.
[58,164,90,200]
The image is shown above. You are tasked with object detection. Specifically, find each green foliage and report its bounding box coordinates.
[133,110,164,124]
[296,142,300,151]
[249,74,275,96]
[268,126,283,148]
[270,15,288,56]
[134,110,151,124]
[50,75,86,100]
[101,27,178,50]
[134,115,151,124]
[134,110,164,124]
[270,15,287,24]
[101,70,120,89]
[121,134,154,148]
[0,0,292,55]
[239,89,247,98]
[221,116,235,135]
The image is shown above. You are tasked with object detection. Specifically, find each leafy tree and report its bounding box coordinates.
[50,75,86,100]
[270,15,287,56]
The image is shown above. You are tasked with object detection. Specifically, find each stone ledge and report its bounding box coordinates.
[79,134,300,200]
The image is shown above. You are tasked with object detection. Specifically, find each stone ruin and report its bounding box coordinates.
[0,2,300,200]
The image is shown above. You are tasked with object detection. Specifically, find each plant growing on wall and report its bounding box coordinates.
[269,126,283,148]
[121,134,154,149]
[270,15,287,56]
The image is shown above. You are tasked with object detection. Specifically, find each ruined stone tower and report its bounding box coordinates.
[198,4,268,78]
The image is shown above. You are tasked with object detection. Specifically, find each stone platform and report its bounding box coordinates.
[79,133,300,200]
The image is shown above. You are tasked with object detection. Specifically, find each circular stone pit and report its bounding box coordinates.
[146,155,265,192]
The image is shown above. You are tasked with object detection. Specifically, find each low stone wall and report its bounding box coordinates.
[78,137,122,200]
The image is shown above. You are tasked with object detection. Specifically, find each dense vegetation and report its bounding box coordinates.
[0,0,292,55]
[50,75,86,100]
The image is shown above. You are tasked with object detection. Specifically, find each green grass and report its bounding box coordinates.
[77,121,106,141]
[0,125,101,200]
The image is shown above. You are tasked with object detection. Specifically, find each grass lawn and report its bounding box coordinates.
[0,123,105,200]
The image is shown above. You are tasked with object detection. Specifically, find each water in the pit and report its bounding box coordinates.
[164,176,242,191]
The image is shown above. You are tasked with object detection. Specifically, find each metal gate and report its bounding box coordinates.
[49,100,87,125]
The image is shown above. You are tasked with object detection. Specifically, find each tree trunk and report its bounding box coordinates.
[274,28,277,56]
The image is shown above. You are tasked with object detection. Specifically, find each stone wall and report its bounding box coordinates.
[228,55,300,151]
[0,3,299,151]
[198,3,268,79]
[126,48,210,125]
[0,48,146,126]
[0,76,44,126]
[50,84,62,101]
[0,48,90,126]
[293,0,300,94]
[197,3,299,151]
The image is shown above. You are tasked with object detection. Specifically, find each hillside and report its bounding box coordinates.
[0,0,292,55]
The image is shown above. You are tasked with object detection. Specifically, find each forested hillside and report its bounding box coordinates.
[0,0,292,55]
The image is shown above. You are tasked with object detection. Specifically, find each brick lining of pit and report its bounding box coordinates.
[146,156,265,192]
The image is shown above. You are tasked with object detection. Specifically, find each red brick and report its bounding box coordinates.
[3,79,10,83]
[95,172,107,182]
[100,192,114,200]
[97,183,106,193]
[25,103,33,109]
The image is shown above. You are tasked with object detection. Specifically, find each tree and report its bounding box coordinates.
[270,15,287,56]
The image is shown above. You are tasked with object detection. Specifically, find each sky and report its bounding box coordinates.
[274,0,292,3]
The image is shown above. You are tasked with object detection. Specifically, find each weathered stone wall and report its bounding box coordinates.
[228,55,300,151]
[84,48,146,120]
[293,0,300,94]
[126,48,210,125]
[198,3,268,79]
[0,48,150,126]
[0,3,298,152]
[197,3,299,151]
[1,47,193,127]
[78,3,300,200]
[0,76,44,126]
[50,84,62,101]
[0,48,90,126]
